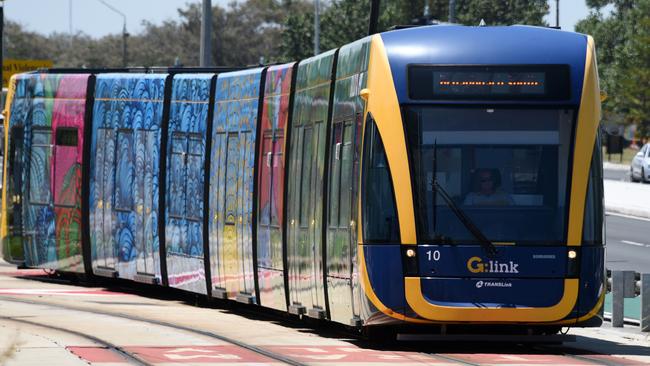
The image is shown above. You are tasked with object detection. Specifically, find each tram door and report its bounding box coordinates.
[238,131,255,297]
[288,121,326,317]
[134,130,157,276]
[326,117,359,324]
[223,133,239,295]
[7,126,25,261]
[95,128,116,270]
[53,127,82,265]
[26,127,54,264]
[168,132,204,256]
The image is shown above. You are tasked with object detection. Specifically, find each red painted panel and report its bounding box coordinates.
[51,74,90,267]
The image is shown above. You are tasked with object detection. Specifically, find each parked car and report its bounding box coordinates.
[631,143,650,183]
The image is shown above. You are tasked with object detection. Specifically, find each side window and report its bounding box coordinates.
[270,132,284,227]
[328,124,342,227]
[54,127,80,207]
[186,134,204,221]
[300,127,313,227]
[362,116,400,243]
[29,129,52,205]
[582,135,604,245]
[339,123,354,227]
[169,133,187,218]
[55,127,78,146]
[115,130,134,211]
[224,133,239,225]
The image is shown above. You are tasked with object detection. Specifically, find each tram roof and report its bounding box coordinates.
[381,25,589,105]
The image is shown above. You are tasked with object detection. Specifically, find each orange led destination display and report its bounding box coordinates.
[408,65,570,101]
[433,71,545,96]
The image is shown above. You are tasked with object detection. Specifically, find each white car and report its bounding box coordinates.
[631,143,650,183]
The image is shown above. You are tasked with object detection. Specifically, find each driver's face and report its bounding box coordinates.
[479,172,494,192]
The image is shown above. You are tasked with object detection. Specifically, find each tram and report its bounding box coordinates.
[1,24,604,333]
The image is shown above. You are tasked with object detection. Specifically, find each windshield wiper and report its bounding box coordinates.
[432,141,498,258]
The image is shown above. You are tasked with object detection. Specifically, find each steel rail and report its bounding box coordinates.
[0,295,307,366]
[0,312,152,366]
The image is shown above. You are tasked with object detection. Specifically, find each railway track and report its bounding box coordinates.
[0,295,308,366]
[0,315,152,366]
[1,270,644,366]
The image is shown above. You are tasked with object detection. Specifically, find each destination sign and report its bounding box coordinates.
[409,65,570,101]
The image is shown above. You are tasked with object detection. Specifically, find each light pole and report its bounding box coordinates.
[449,0,456,23]
[97,0,128,67]
[314,0,320,55]
[200,0,212,67]
[556,0,560,28]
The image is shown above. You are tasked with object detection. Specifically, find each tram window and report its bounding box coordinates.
[339,123,354,226]
[328,124,342,227]
[583,136,604,246]
[300,127,313,227]
[29,129,52,205]
[169,134,187,218]
[362,116,399,243]
[114,130,134,211]
[186,134,204,221]
[224,134,240,225]
[404,107,574,245]
[55,127,78,146]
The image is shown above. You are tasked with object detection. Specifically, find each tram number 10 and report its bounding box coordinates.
[426,250,441,261]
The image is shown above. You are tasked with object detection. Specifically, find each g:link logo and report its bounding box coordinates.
[467,256,520,274]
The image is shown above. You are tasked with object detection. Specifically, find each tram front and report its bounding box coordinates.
[359,26,605,328]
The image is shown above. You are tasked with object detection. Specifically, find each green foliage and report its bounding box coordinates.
[5,0,549,68]
[279,0,549,60]
[577,0,650,137]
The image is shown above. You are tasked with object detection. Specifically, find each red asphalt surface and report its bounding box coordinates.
[2,267,648,366]
[66,345,645,365]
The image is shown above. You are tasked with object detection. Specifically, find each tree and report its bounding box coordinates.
[280,0,550,60]
[576,0,650,137]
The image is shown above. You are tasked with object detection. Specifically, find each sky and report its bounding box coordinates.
[4,0,605,38]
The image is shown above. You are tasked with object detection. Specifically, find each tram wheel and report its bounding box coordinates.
[363,326,396,344]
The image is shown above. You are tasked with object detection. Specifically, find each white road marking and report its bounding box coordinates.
[606,212,650,222]
[621,240,649,247]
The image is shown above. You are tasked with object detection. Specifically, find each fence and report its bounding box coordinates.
[606,270,649,332]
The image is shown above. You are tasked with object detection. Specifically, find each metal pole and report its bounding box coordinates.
[612,271,625,327]
[556,0,559,28]
[368,0,380,35]
[449,0,456,23]
[97,0,128,67]
[642,273,649,332]
[122,22,128,67]
[69,0,73,34]
[314,0,320,55]
[200,0,212,66]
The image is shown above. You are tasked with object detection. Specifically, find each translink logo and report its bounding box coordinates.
[467,256,519,274]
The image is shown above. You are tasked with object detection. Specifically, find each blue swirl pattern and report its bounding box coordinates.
[89,74,166,280]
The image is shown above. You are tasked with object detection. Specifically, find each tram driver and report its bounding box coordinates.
[463,168,514,206]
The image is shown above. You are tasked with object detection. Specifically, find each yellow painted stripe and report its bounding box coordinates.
[568,36,601,246]
[405,277,579,322]
[365,35,417,245]
[1,76,17,242]
[358,245,431,324]
[554,288,605,325]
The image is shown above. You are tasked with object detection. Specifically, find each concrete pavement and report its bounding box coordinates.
[0,262,649,366]
[604,162,650,219]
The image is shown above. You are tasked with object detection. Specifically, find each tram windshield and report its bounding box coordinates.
[404,107,574,245]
